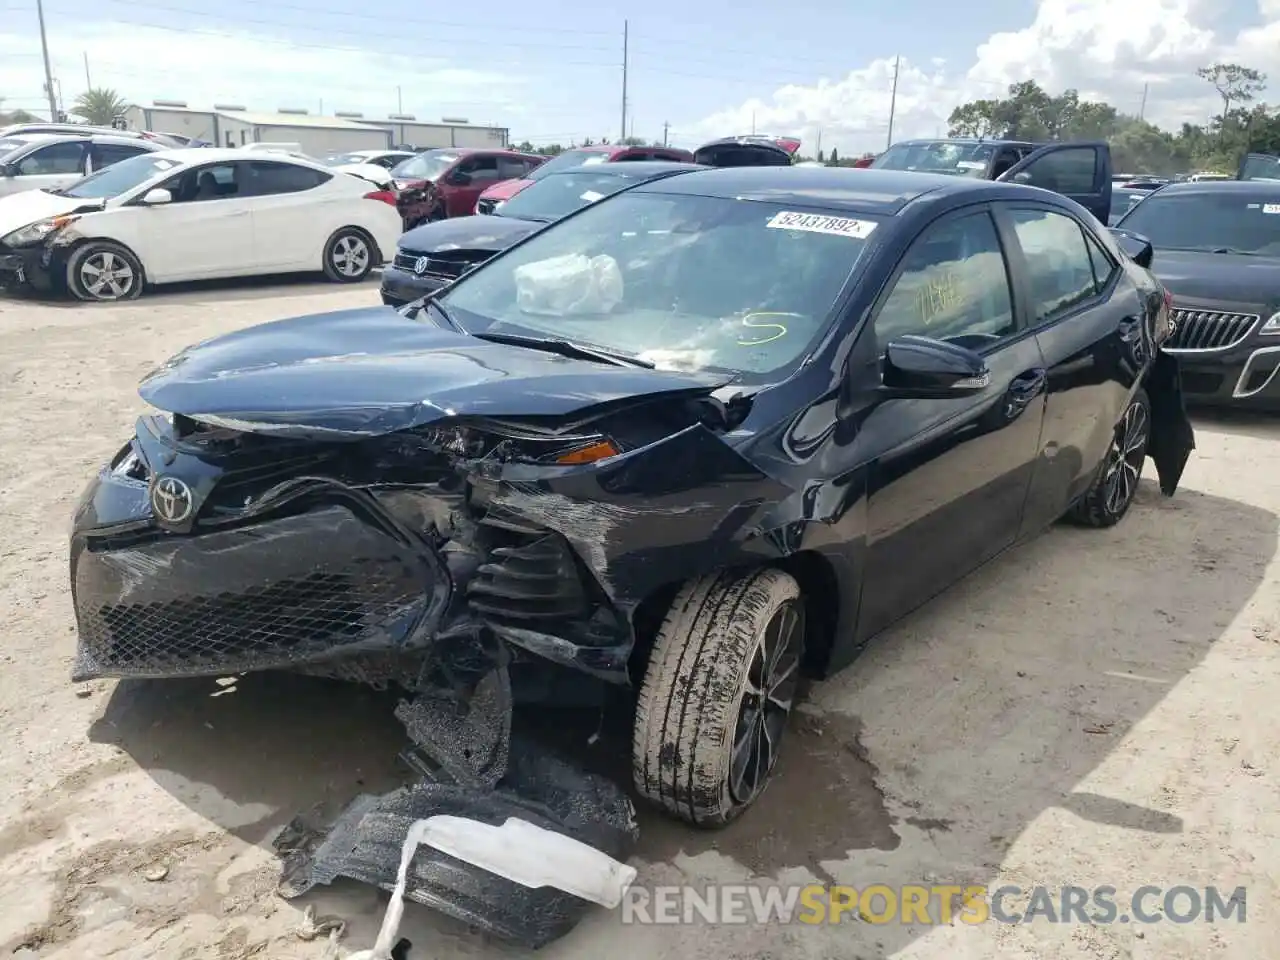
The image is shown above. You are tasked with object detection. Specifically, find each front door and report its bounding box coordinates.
[136,160,257,282]
[446,155,503,216]
[998,143,1113,224]
[1,140,88,197]
[854,206,1048,638]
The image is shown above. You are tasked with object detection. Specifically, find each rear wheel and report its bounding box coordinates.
[322,228,373,283]
[1067,387,1151,527]
[66,241,144,302]
[633,567,805,827]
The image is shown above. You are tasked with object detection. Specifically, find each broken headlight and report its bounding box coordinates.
[2,214,79,248]
[418,421,623,466]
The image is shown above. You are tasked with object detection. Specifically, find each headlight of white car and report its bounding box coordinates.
[1,214,79,248]
[1260,311,1280,335]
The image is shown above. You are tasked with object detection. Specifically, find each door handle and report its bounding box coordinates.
[225,209,250,218]
[1009,368,1047,397]
[1118,316,1143,342]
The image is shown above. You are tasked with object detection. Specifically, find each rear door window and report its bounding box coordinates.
[1008,208,1101,324]
[1014,148,1098,193]
[242,161,331,196]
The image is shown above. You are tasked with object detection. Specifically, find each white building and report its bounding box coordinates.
[123,102,509,156]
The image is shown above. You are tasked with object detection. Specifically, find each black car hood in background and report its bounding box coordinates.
[693,134,801,167]
[138,308,731,438]
[399,214,540,257]
[1152,248,1280,312]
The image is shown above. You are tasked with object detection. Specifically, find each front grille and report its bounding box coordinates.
[393,252,475,280]
[77,558,425,675]
[1166,308,1259,351]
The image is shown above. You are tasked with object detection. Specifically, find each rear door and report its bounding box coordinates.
[997,142,1112,224]
[88,140,154,174]
[992,201,1141,534]
[239,159,336,268]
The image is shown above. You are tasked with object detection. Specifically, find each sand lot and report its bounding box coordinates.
[0,279,1277,960]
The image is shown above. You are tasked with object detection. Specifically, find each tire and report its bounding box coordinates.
[66,241,144,302]
[322,228,374,283]
[1067,386,1151,528]
[633,567,805,827]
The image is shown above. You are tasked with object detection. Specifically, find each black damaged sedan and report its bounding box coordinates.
[71,167,1194,832]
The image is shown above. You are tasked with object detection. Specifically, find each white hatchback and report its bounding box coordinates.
[0,148,404,301]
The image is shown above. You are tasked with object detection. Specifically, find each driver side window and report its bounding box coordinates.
[875,211,1016,349]
[158,162,240,203]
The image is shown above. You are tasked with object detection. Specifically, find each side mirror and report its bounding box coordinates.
[1107,227,1154,269]
[0,163,13,178]
[881,334,990,398]
[449,170,472,186]
[1009,170,1033,184]
[140,187,172,205]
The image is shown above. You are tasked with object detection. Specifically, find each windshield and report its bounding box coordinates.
[391,151,456,181]
[439,192,876,380]
[1109,188,1145,224]
[1239,154,1280,182]
[322,152,373,166]
[61,154,183,199]
[871,141,996,178]
[497,170,650,222]
[1117,191,1280,255]
[526,149,611,181]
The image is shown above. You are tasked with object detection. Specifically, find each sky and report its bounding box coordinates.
[0,0,1277,156]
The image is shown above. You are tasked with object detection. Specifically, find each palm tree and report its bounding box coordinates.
[72,87,129,126]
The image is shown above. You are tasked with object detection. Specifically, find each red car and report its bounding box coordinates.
[391,148,546,227]
[474,143,695,214]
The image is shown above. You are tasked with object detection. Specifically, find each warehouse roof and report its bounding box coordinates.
[212,111,375,130]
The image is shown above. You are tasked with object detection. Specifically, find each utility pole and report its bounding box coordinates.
[751,111,756,134]
[1138,83,1149,122]
[35,0,58,120]
[816,128,822,157]
[886,54,900,150]
[397,86,403,113]
[662,121,669,146]
[82,51,91,88]
[619,20,628,143]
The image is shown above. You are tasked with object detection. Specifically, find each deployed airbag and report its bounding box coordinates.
[515,253,624,315]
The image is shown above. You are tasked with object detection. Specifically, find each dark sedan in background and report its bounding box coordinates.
[1114,180,1280,408]
[380,160,700,306]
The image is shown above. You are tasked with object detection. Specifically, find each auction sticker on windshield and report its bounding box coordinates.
[1262,203,1280,214]
[766,211,877,239]
[956,160,986,170]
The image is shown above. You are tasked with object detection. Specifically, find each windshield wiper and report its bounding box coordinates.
[1207,247,1257,255]
[470,331,655,369]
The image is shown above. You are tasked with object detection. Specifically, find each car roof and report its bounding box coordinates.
[1151,179,1280,196]
[4,132,157,147]
[635,166,1034,216]
[547,160,701,178]
[891,137,1035,147]
[141,147,327,168]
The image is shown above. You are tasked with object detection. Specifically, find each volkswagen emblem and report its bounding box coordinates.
[152,476,194,524]
[414,256,430,276]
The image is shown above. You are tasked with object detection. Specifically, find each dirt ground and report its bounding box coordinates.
[0,278,1277,960]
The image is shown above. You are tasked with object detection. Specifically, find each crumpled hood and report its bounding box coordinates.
[138,307,731,438]
[480,178,535,203]
[399,214,538,256]
[0,189,101,237]
[1152,248,1280,314]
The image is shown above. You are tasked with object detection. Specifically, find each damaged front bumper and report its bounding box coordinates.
[70,409,785,687]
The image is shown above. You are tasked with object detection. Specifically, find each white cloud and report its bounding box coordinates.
[0,22,522,124]
[689,0,1277,155]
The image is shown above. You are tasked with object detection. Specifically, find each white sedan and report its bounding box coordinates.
[0,148,403,301]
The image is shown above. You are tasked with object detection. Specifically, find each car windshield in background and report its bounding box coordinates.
[440,192,875,381]
[322,152,371,166]
[871,141,996,177]
[525,149,610,181]
[495,170,643,222]
[391,151,456,180]
[61,154,183,199]
[1109,188,1145,223]
[1239,154,1280,182]
[1117,192,1280,256]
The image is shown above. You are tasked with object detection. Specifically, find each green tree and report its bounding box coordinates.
[827,146,839,165]
[815,148,825,162]
[1197,64,1266,142]
[71,87,129,126]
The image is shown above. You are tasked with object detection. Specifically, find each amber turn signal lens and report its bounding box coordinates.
[556,439,621,465]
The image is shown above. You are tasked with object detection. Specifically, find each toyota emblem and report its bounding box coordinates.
[414,256,430,276]
[151,476,194,524]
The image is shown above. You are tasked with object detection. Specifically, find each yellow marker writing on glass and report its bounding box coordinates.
[738,312,804,346]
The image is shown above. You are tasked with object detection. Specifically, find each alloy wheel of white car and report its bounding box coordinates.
[67,242,144,302]
[323,229,373,283]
